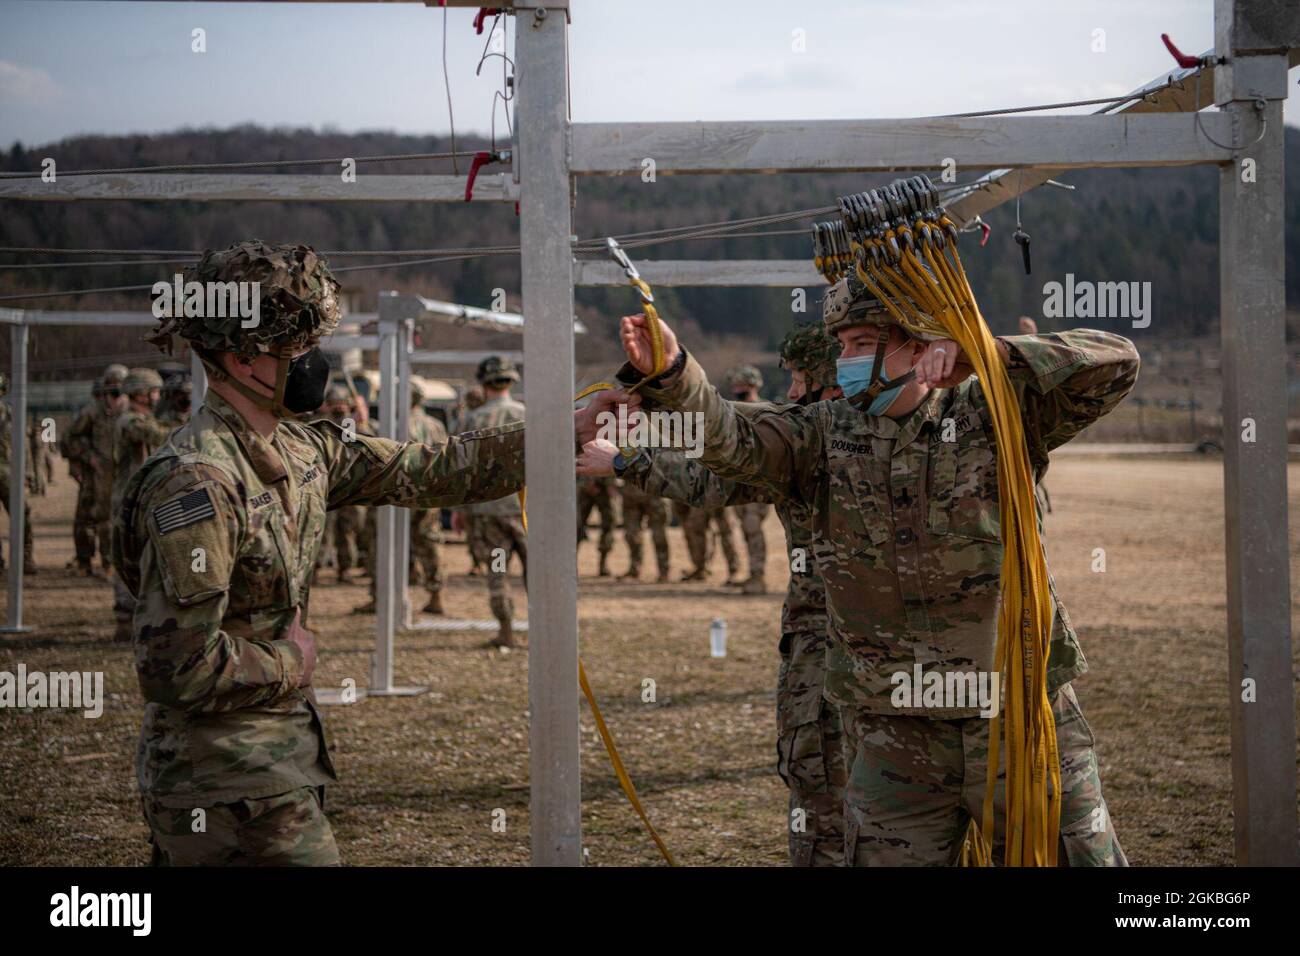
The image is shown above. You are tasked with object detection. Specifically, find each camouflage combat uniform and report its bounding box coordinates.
[63,401,101,565]
[111,400,173,630]
[462,392,527,629]
[618,480,669,581]
[408,405,449,605]
[27,419,51,496]
[623,419,846,866]
[677,504,739,581]
[634,328,1137,866]
[734,502,769,587]
[113,389,526,865]
[576,476,617,575]
[0,397,34,570]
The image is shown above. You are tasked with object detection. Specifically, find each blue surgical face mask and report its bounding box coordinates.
[837,343,910,415]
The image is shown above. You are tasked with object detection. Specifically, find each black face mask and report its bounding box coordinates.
[252,346,331,414]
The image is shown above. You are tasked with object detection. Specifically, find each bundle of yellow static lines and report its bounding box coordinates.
[516,238,676,866]
[818,176,1059,866]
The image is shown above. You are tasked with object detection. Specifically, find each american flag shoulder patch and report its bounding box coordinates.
[153,487,217,536]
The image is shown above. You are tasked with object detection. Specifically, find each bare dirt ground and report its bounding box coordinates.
[2,457,1298,866]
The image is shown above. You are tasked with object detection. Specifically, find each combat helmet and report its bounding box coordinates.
[122,367,164,396]
[476,355,519,387]
[725,365,763,391]
[779,323,842,391]
[147,239,341,417]
[102,363,129,385]
[821,272,944,343]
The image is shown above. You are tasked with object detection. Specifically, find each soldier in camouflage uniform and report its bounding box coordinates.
[576,475,616,577]
[27,417,51,497]
[461,356,528,647]
[579,323,848,865]
[112,240,538,866]
[615,274,1135,866]
[462,358,527,650]
[457,385,488,577]
[63,365,127,574]
[618,479,670,582]
[313,386,365,584]
[408,388,449,614]
[111,368,173,641]
[725,365,771,595]
[0,372,35,574]
[156,371,193,429]
[677,502,739,583]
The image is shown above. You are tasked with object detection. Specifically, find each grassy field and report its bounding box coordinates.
[2,456,1298,866]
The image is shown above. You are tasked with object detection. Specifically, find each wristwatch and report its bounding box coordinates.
[612,447,641,478]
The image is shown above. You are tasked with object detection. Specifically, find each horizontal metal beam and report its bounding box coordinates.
[575,258,820,287]
[0,309,156,326]
[0,173,518,203]
[410,349,524,365]
[571,114,1236,175]
[383,292,586,333]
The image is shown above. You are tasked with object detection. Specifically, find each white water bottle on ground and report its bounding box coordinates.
[709,618,727,658]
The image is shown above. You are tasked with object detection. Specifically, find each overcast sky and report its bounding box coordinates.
[0,0,1296,148]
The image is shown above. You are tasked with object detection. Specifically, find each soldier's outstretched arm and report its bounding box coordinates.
[312,419,526,510]
[315,387,639,510]
[130,465,308,713]
[628,447,774,508]
[1000,329,1140,467]
[616,314,822,503]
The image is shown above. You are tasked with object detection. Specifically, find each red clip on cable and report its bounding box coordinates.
[1161,34,1202,69]
[464,151,496,201]
[474,8,502,35]
[978,221,991,248]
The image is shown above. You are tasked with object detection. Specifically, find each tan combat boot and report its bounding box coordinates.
[742,574,766,595]
[422,591,445,615]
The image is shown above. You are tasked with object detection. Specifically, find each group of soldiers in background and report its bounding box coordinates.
[8,350,777,649]
[57,362,193,638]
[578,365,772,595]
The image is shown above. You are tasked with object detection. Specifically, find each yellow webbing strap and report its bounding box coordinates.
[512,267,677,866]
[855,223,1060,867]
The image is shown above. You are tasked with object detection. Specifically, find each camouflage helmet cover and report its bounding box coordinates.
[725,365,763,390]
[821,273,943,342]
[102,363,129,384]
[148,240,341,357]
[123,367,165,395]
[780,323,842,390]
[324,383,352,406]
[476,355,519,385]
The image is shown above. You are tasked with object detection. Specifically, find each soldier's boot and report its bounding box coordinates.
[113,618,132,643]
[491,618,525,649]
[23,555,36,575]
[742,574,766,595]
[422,590,445,615]
[681,567,709,582]
[656,566,671,583]
[351,599,377,615]
[619,564,641,581]
[598,552,611,577]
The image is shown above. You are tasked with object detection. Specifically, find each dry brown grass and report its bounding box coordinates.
[2,457,1298,866]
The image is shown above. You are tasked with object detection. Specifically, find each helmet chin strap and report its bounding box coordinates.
[849,327,918,412]
[199,348,295,419]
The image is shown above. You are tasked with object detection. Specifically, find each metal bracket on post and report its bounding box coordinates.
[3,320,31,633]
[366,293,426,699]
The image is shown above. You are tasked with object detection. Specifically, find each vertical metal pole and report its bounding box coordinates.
[369,294,425,698]
[1215,0,1297,865]
[372,302,399,693]
[4,322,29,631]
[515,3,581,866]
[397,320,413,628]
